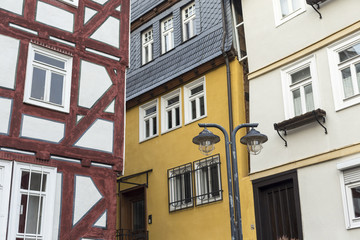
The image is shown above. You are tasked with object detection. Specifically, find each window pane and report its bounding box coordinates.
[200,167,208,198]
[210,165,220,196]
[356,63,360,93]
[34,53,65,69]
[30,173,42,191]
[18,194,28,233]
[291,67,310,84]
[184,172,192,203]
[184,22,190,41]
[167,96,179,106]
[167,110,172,129]
[145,106,156,116]
[25,195,43,234]
[292,89,302,116]
[21,171,30,190]
[30,67,46,100]
[292,0,300,11]
[152,117,157,135]
[339,43,360,62]
[342,67,354,98]
[351,186,360,218]
[191,85,203,96]
[191,100,196,119]
[144,46,149,63]
[49,73,64,105]
[304,84,315,112]
[280,0,290,17]
[199,96,205,116]
[145,119,150,138]
[175,107,180,126]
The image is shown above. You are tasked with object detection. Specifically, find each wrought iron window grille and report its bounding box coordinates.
[193,154,223,206]
[168,163,194,212]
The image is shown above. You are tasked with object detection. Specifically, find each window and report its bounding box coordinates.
[161,89,181,133]
[273,0,305,26]
[328,32,360,111]
[139,100,158,142]
[142,28,153,65]
[194,154,222,205]
[281,56,319,119]
[182,2,196,41]
[161,16,174,54]
[6,162,57,239]
[168,163,193,212]
[253,171,303,240]
[184,77,206,124]
[337,158,360,229]
[24,44,73,113]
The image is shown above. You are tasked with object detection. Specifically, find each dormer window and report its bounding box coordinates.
[161,16,174,54]
[182,2,196,41]
[142,28,153,65]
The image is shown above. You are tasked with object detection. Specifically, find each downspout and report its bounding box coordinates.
[220,0,243,240]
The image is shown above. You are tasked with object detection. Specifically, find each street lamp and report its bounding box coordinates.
[192,123,267,240]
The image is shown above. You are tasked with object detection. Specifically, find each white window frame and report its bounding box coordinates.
[7,162,57,239]
[57,0,79,7]
[161,16,174,54]
[142,28,153,65]
[272,0,306,27]
[182,2,196,42]
[184,77,207,124]
[139,99,159,142]
[168,163,193,212]
[281,55,320,119]
[194,155,222,205]
[0,160,12,238]
[337,158,360,229]
[161,89,182,134]
[328,31,360,111]
[24,44,73,113]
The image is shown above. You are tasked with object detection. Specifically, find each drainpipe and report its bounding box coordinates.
[220,0,243,240]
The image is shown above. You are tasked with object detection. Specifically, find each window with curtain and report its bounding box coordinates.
[281,55,319,119]
[328,32,360,111]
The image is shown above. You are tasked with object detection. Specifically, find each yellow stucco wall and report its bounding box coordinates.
[120,59,257,240]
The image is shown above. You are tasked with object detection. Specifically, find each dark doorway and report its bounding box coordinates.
[118,187,148,240]
[253,171,303,240]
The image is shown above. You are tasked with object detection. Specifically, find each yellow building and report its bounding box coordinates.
[117,1,258,239]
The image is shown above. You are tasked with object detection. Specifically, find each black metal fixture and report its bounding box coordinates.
[306,0,327,19]
[192,123,267,240]
[274,108,327,147]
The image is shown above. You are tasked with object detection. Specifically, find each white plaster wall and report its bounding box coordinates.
[0,0,23,15]
[249,41,360,173]
[298,158,360,239]
[242,0,360,72]
[78,60,113,108]
[20,115,65,143]
[0,97,12,135]
[36,1,74,32]
[73,176,103,226]
[84,7,98,24]
[0,35,20,90]
[74,119,114,153]
[90,16,120,48]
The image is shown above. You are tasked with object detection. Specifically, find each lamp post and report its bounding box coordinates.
[192,123,267,240]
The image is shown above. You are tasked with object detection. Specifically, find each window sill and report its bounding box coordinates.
[273,108,327,146]
[139,134,158,143]
[184,114,207,126]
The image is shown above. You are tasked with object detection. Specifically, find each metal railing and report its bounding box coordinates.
[116,229,149,240]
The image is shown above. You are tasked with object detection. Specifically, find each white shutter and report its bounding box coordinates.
[0,160,12,239]
[344,167,360,185]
